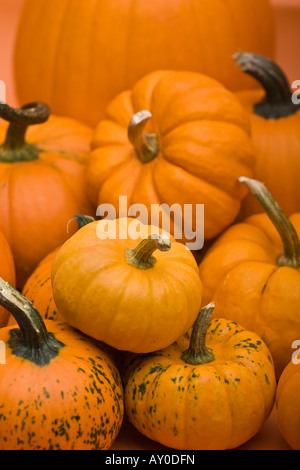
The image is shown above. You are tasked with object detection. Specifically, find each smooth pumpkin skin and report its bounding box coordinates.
[124,317,276,450]
[51,218,202,353]
[198,213,300,378]
[236,89,300,218]
[276,361,300,450]
[0,115,93,288]
[14,0,275,127]
[87,70,255,241]
[0,231,16,327]
[0,320,124,450]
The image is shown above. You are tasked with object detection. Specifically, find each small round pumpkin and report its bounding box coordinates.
[0,276,124,450]
[233,52,300,218]
[276,360,300,450]
[0,101,93,288]
[51,217,202,353]
[123,303,276,450]
[86,70,255,241]
[199,176,300,378]
[0,230,16,327]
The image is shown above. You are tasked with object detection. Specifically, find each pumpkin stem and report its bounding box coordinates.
[0,101,50,162]
[74,214,96,229]
[181,302,215,365]
[0,277,64,365]
[233,51,299,119]
[239,176,300,269]
[126,233,171,270]
[128,110,159,163]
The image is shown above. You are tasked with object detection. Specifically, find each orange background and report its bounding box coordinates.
[0,0,299,451]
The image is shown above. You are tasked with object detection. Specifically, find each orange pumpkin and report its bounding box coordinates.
[234,51,300,218]
[199,176,300,378]
[0,101,93,288]
[86,70,255,242]
[14,0,275,127]
[276,359,300,450]
[124,303,276,450]
[0,230,15,327]
[51,217,202,353]
[0,276,124,450]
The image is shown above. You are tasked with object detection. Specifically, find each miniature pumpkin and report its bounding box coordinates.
[234,52,300,218]
[20,215,96,325]
[0,101,93,288]
[0,230,15,327]
[14,0,275,126]
[124,302,276,450]
[199,176,300,378]
[86,70,255,242]
[0,275,124,450]
[276,359,300,450]
[51,217,202,353]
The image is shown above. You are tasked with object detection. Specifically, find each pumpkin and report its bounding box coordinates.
[14,0,275,127]
[276,360,300,450]
[199,176,300,378]
[233,51,300,218]
[51,217,202,353]
[86,70,255,242]
[0,230,16,327]
[19,214,96,325]
[0,101,93,288]
[123,302,276,450]
[0,275,124,450]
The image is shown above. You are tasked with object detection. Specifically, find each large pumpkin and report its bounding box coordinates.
[51,218,202,353]
[123,303,276,450]
[14,0,275,127]
[198,177,300,378]
[234,52,300,218]
[0,230,15,327]
[86,70,255,242]
[0,276,124,450]
[0,101,93,288]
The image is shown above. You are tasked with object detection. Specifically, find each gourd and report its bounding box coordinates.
[0,276,124,450]
[0,101,93,288]
[51,217,202,353]
[124,303,276,450]
[14,0,275,127]
[199,176,300,378]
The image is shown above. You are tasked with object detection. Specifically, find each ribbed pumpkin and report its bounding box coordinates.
[234,52,300,218]
[20,215,96,326]
[0,276,124,450]
[14,0,275,127]
[199,177,300,378]
[0,101,93,288]
[276,360,300,450]
[51,217,202,353]
[124,303,276,450]
[0,230,15,327]
[86,70,255,242]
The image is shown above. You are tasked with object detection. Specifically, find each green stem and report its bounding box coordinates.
[239,176,300,269]
[74,214,96,229]
[126,233,171,270]
[0,101,50,162]
[0,277,64,365]
[233,51,299,119]
[128,110,159,163]
[181,303,215,365]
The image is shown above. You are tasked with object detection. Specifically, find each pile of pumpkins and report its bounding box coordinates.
[0,0,299,451]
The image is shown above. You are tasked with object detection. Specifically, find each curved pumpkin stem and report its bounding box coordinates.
[239,176,300,269]
[126,233,171,270]
[233,51,299,119]
[181,302,215,366]
[0,101,50,162]
[128,110,159,163]
[74,214,96,229]
[0,277,64,365]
